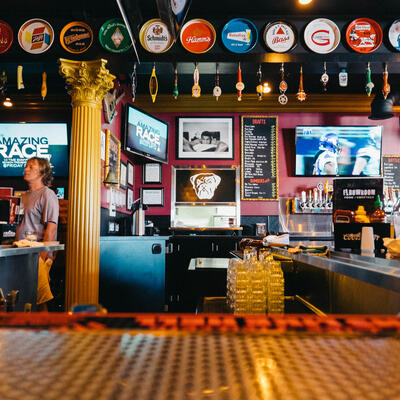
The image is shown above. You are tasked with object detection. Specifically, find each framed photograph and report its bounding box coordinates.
[143,163,162,184]
[176,116,234,160]
[105,129,120,188]
[127,162,134,186]
[126,187,134,211]
[120,161,127,189]
[140,187,164,207]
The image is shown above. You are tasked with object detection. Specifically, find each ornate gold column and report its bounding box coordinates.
[59,59,115,310]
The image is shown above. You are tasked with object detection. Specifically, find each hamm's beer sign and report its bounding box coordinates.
[0,123,69,177]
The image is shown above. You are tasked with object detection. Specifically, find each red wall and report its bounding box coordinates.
[101,93,400,217]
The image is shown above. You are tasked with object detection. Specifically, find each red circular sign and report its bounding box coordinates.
[346,18,382,53]
[180,19,216,53]
[0,21,13,54]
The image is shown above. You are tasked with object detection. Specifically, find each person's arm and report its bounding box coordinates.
[40,221,57,260]
[215,141,229,152]
[352,157,368,175]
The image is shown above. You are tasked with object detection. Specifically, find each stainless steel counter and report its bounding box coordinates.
[272,247,400,294]
[0,243,65,257]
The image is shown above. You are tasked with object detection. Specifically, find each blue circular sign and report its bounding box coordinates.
[221,18,258,54]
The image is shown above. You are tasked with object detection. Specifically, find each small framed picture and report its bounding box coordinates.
[120,161,127,189]
[143,163,162,184]
[126,187,134,211]
[140,187,164,207]
[127,161,134,186]
[105,129,120,188]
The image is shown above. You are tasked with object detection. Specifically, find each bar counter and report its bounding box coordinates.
[0,243,64,311]
[259,248,400,314]
[270,248,400,294]
[0,312,399,400]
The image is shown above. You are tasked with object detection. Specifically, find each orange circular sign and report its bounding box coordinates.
[180,19,216,53]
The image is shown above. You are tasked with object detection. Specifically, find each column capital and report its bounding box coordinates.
[59,58,115,108]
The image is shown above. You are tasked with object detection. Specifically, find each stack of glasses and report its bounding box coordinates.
[226,248,284,314]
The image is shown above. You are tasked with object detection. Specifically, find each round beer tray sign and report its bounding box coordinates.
[388,19,400,51]
[263,21,297,53]
[304,18,340,54]
[346,18,382,53]
[221,18,258,54]
[139,19,173,53]
[99,18,132,53]
[18,18,54,54]
[0,20,13,54]
[60,21,93,54]
[180,19,216,53]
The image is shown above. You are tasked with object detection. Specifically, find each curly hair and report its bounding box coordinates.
[27,157,54,187]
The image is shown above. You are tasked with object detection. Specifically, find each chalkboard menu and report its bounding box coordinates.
[382,155,400,190]
[241,116,278,200]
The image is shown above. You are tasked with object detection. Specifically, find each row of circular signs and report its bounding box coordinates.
[143,17,400,54]
[0,18,133,54]
[0,17,400,55]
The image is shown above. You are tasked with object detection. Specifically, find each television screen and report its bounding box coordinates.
[124,104,168,164]
[295,126,382,176]
[0,123,69,177]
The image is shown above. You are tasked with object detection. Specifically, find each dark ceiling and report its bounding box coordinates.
[1,0,400,98]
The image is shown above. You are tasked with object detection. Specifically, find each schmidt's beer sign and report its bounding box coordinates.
[0,123,69,177]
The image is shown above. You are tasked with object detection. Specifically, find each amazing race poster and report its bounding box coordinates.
[126,107,168,163]
[0,123,69,177]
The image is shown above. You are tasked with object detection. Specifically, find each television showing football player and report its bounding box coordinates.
[352,129,381,176]
[312,133,339,175]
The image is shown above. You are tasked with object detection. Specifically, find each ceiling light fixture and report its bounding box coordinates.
[2,97,13,107]
[299,0,313,4]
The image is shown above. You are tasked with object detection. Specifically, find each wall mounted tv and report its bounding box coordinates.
[124,104,168,164]
[0,123,69,177]
[295,125,382,177]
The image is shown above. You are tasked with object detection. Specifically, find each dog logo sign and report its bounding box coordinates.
[190,172,221,200]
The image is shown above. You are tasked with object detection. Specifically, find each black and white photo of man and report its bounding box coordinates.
[177,117,234,160]
[183,131,228,152]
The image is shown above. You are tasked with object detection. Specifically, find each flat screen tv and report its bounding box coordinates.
[295,125,383,176]
[124,104,168,164]
[0,122,69,177]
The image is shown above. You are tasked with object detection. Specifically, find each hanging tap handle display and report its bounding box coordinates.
[256,64,263,101]
[192,62,201,98]
[149,63,158,103]
[173,65,179,100]
[17,65,24,90]
[278,63,288,105]
[131,62,137,102]
[213,63,222,101]
[236,62,245,101]
[382,63,391,100]
[41,72,47,100]
[320,61,329,92]
[296,66,306,102]
[365,62,374,97]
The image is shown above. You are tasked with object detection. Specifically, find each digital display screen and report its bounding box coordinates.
[295,125,382,176]
[175,168,236,203]
[124,105,168,164]
[0,123,69,177]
